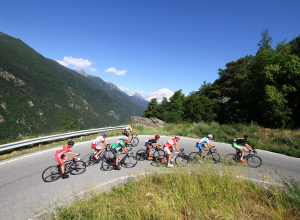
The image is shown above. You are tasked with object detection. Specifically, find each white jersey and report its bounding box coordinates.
[92,136,105,145]
[197,137,209,145]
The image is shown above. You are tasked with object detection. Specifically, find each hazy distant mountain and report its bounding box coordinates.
[122,91,149,108]
[143,88,174,102]
[123,91,134,96]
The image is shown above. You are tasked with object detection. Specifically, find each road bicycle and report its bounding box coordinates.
[160,148,189,167]
[188,146,221,164]
[42,154,86,182]
[101,150,137,171]
[128,134,139,147]
[224,148,262,168]
[83,144,111,167]
[136,144,165,161]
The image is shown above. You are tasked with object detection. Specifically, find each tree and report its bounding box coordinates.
[167,90,186,123]
[155,97,170,121]
[143,98,158,118]
[184,93,217,122]
[257,29,273,53]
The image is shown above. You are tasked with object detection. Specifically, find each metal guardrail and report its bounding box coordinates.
[0,125,129,152]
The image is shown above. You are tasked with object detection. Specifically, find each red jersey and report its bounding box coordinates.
[55,145,71,157]
[164,138,177,150]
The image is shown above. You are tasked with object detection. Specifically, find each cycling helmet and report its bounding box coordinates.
[67,140,74,146]
[102,132,108,137]
[244,135,250,140]
[175,135,180,141]
[155,135,160,139]
[208,134,213,138]
[131,123,135,127]
[122,137,128,141]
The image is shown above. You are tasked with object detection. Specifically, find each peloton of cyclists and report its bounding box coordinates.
[161,135,181,168]
[122,123,135,143]
[91,132,109,159]
[232,135,254,162]
[196,134,214,159]
[110,137,130,170]
[54,140,81,179]
[145,135,162,160]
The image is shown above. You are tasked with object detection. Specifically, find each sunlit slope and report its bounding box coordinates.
[0,31,144,140]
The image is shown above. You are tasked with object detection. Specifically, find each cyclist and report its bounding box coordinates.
[92,132,109,159]
[111,137,130,170]
[122,123,135,143]
[145,135,162,160]
[232,135,253,162]
[161,135,180,168]
[54,140,80,179]
[196,134,214,159]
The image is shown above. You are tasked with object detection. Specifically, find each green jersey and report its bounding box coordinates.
[111,140,125,152]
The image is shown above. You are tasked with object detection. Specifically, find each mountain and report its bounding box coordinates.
[75,70,148,109]
[143,88,174,103]
[0,31,145,142]
[123,91,134,96]
[122,91,149,109]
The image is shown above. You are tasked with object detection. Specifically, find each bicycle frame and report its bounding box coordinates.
[235,148,257,159]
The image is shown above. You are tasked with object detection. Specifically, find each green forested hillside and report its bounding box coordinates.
[0,32,144,143]
[144,30,300,128]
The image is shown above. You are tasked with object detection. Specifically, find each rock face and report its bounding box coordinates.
[129,116,166,127]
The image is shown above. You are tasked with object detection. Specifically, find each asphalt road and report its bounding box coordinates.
[0,135,299,220]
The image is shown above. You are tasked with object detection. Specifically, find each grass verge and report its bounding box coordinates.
[51,163,300,220]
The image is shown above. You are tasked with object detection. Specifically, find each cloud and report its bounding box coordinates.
[105,67,127,75]
[119,86,130,91]
[57,56,97,72]
[89,67,98,72]
[137,89,145,94]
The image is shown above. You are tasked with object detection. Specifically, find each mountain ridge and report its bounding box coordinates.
[0,31,144,142]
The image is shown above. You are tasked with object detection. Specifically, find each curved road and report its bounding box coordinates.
[0,135,299,219]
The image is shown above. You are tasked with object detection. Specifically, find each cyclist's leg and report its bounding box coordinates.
[55,155,68,177]
[95,146,104,156]
[115,155,119,166]
[232,142,245,161]
[196,143,205,158]
[162,147,170,164]
[167,148,174,166]
[146,143,152,159]
[240,149,245,160]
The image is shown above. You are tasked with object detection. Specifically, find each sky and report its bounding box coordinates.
[1,0,300,96]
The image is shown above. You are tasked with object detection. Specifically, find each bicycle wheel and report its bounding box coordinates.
[175,154,188,167]
[42,166,62,182]
[136,149,147,161]
[101,150,115,171]
[69,161,86,175]
[188,152,203,164]
[122,155,138,168]
[246,155,262,168]
[224,154,238,166]
[83,153,98,166]
[130,137,139,147]
[205,152,221,163]
[153,149,165,162]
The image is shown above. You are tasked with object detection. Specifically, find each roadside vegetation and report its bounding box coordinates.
[51,163,300,220]
[1,122,300,162]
